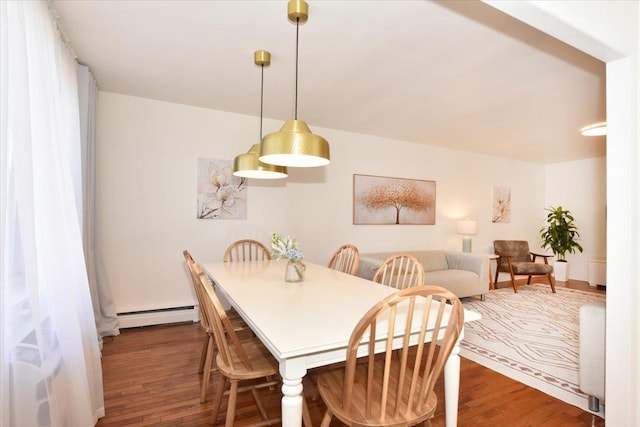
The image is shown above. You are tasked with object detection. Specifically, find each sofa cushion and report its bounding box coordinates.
[424,270,479,297]
[357,256,387,281]
[407,250,448,272]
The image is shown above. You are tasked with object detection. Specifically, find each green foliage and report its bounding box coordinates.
[539,206,584,261]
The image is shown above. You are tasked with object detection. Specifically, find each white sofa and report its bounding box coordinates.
[356,250,489,300]
[579,301,606,412]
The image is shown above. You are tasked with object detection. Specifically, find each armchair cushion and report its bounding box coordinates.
[494,240,533,264]
[510,261,553,275]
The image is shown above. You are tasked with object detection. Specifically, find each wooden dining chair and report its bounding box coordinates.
[223,239,272,262]
[372,253,425,290]
[327,243,360,275]
[183,250,249,403]
[195,268,312,427]
[315,285,464,427]
[183,250,219,402]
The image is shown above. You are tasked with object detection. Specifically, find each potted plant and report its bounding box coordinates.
[539,206,584,281]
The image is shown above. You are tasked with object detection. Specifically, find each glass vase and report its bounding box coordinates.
[285,260,305,283]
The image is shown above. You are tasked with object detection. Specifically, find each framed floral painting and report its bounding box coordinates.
[197,158,247,219]
[353,174,436,225]
[492,186,511,223]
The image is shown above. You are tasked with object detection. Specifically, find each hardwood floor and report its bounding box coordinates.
[494,277,607,294]
[97,280,605,426]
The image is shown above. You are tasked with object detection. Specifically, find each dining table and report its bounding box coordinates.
[203,259,481,427]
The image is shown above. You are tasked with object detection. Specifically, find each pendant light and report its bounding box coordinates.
[259,0,330,168]
[233,50,288,179]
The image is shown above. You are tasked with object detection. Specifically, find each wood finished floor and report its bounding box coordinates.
[96,279,606,427]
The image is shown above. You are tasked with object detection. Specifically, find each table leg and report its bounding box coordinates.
[444,338,461,427]
[280,359,306,427]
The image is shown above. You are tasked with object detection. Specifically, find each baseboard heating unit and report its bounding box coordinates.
[117,305,200,328]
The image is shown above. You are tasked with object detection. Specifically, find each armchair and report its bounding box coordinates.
[493,240,555,293]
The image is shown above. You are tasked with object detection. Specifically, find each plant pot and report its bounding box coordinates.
[553,261,569,282]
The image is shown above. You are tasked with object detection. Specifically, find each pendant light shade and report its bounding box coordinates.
[259,0,330,168]
[260,120,330,167]
[233,50,288,179]
[234,144,288,179]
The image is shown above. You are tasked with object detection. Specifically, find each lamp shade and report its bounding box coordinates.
[457,219,478,235]
[233,144,288,179]
[259,120,330,167]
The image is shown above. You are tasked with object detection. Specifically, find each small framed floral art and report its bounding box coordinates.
[492,186,511,223]
[197,158,247,219]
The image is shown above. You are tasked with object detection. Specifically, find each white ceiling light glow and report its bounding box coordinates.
[580,122,607,136]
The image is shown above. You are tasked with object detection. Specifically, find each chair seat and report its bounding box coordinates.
[216,336,279,380]
[317,362,437,427]
[510,261,553,275]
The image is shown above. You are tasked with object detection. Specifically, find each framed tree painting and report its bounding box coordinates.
[353,174,436,225]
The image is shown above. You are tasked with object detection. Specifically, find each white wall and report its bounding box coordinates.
[487,1,639,424]
[545,157,607,281]
[96,91,561,315]
[95,93,292,313]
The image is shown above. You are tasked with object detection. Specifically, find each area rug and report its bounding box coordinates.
[459,284,605,417]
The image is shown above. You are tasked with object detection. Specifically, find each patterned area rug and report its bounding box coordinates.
[460,284,605,417]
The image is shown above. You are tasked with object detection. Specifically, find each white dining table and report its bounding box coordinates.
[203,259,481,427]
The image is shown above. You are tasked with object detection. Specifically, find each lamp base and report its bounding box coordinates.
[462,237,472,253]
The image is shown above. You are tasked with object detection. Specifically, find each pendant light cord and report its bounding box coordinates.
[260,64,264,140]
[294,18,299,120]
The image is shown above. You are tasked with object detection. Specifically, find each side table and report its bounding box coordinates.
[488,254,499,290]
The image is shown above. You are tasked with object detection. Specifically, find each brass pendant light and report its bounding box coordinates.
[233,50,288,179]
[259,0,330,168]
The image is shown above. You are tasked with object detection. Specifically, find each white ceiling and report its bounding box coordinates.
[52,0,607,164]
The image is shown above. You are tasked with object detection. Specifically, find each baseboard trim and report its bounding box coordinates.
[117,305,200,328]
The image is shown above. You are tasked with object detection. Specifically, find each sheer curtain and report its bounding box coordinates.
[1,1,105,426]
[77,64,120,341]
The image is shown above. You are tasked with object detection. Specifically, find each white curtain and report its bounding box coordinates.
[77,64,120,341]
[1,1,105,426]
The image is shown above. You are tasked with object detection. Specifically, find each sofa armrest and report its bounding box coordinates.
[356,256,385,281]
[444,252,489,290]
[579,302,606,408]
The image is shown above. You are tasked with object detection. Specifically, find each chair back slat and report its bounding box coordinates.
[327,244,360,275]
[339,286,463,424]
[372,253,425,289]
[224,239,271,262]
[192,263,253,371]
[183,250,212,330]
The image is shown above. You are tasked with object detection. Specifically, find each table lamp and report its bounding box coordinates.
[457,219,478,253]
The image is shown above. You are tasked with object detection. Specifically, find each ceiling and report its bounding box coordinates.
[52,0,607,164]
